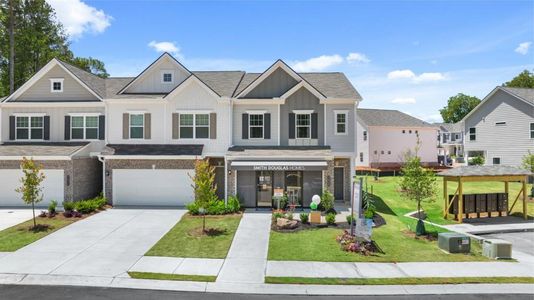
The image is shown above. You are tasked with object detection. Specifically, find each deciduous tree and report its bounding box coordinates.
[16,158,45,228]
[439,93,481,123]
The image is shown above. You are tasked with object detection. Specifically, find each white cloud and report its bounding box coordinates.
[47,0,111,39]
[346,52,370,64]
[292,55,344,72]
[515,42,532,55]
[148,41,183,59]
[391,97,416,104]
[387,69,416,79]
[387,69,446,83]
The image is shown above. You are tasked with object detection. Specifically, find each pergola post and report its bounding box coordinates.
[458,177,463,223]
[504,181,509,217]
[443,178,448,218]
[523,179,528,220]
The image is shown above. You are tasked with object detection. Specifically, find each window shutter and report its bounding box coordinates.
[172,113,179,139]
[311,113,318,139]
[144,113,151,139]
[9,116,15,140]
[98,115,105,140]
[210,113,217,139]
[288,113,295,139]
[242,113,249,139]
[43,116,50,140]
[64,116,71,140]
[122,113,129,139]
[264,113,271,139]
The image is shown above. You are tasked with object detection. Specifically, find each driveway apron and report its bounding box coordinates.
[0,209,185,277]
[216,212,271,284]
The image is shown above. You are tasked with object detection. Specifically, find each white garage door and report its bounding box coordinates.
[0,169,64,207]
[113,169,195,206]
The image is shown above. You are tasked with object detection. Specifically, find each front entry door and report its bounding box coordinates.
[334,167,344,201]
[256,171,273,207]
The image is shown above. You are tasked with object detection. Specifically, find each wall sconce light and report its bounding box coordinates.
[228,170,232,175]
[105,171,110,176]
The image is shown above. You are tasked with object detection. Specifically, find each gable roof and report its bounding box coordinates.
[461,86,534,122]
[357,109,436,128]
[434,122,463,133]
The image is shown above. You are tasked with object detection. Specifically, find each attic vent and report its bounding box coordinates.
[495,121,506,126]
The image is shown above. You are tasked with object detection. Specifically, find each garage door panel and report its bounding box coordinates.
[0,169,64,207]
[113,169,195,206]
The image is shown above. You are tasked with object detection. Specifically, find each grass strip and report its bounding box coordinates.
[265,276,534,285]
[128,271,216,282]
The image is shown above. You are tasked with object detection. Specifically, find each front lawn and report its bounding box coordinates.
[146,214,242,259]
[0,215,77,252]
[128,271,216,282]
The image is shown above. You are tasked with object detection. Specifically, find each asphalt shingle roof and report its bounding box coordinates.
[193,71,245,98]
[357,109,436,128]
[57,60,107,98]
[0,142,89,157]
[501,87,534,105]
[434,122,463,132]
[104,144,203,156]
[438,165,532,177]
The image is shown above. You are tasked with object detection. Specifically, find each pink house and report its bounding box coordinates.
[356,109,439,170]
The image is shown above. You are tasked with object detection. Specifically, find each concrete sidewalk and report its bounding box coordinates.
[443,222,534,235]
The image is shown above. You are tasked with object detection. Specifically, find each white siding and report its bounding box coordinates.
[232,104,279,146]
[464,89,534,166]
[106,101,165,144]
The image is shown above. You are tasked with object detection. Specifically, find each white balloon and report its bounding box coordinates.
[312,194,321,204]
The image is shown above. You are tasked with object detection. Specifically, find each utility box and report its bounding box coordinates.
[438,232,471,253]
[483,239,512,259]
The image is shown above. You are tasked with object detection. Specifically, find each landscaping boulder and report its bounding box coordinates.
[277,218,298,229]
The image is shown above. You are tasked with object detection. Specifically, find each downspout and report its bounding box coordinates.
[97,155,105,199]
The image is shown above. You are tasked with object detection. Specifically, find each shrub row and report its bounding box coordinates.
[187,196,241,215]
[62,194,107,215]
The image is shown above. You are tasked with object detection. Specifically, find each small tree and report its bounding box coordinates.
[522,151,534,197]
[16,158,46,228]
[189,159,218,232]
[399,134,437,236]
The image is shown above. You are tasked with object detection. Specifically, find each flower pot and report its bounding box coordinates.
[310,211,321,224]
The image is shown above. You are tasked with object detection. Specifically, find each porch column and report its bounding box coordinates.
[458,177,463,223]
[443,178,448,218]
[523,178,528,220]
[350,156,356,204]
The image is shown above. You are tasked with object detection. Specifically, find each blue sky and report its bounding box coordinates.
[49,0,533,122]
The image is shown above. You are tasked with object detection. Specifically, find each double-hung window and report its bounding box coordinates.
[530,123,534,139]
[16,116,44,140]
[363,131,367,141]
[180,113,209,139]
[129,114,144,139]
[335,112,347,135]
[469,127,476,141]
[249,114,264,139]
[296,114,311,139]
[71,115,99,140]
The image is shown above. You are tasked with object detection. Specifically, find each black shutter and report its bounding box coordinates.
[64,116,71,140]
[288,113,295,139]
[43,116,50,140]
[9,116,15,140]
[98,115,105,140]
[242,113,249,139]
[311,113,318,139]
[264,113,271,139]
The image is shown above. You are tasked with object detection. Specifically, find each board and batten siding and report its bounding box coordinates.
[123,57,189,94]
[1,106,105,143]
[243,68,298,98]
[165,79,230,155]
[355,120,370,166]
[232,104,279,146]
[280,87,324,146]
[14,65,99,102]
[464,89,534,166]
[325,104,355,153]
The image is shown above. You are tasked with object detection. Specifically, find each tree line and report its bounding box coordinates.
[0,0,109,97]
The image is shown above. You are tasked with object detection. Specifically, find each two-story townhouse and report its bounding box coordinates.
[226,60,360,208]
[463,86,534,166]
[0,53,361,208]
[355,109,439,170]
[435,122,464,164]
[0,59,106,206]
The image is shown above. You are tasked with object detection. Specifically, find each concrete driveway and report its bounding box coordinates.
[0,209,35,231]
[0,209,185,277]
[482,231,534,256]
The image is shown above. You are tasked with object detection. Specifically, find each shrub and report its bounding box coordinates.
[320,190,334,213]
[187,197,241,216]
[272,211,284,220]
[325,212,336,225]
[73,195,107,214]
[469,155,485,166]
[286,212,294,221]
[226,196,241,214]
[48,200,57,214]
[346,215,355,225]
[364,208,375,219]
[300,213,309,223]
[63,210,73,218]
[62,201,75,212]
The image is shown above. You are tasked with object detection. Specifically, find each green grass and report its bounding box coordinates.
[128,271,216,282]
[146,214,242,259]
[0,216,77,252]
[265,276,534,285]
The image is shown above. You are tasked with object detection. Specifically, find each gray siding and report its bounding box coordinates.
[464,89,534,166]
[280,87,324,146]
[244,68,298,98]
[1,106,105,142]
[15,65,99,102]
[325,104,355,152]
[232,104,279,146]
[124,58,190,94]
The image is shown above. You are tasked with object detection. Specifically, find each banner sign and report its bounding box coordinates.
[253,165,306,171]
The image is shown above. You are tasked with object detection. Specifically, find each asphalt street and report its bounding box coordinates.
[0,285,532,300]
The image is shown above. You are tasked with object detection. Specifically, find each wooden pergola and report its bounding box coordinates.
[438,166,531,223]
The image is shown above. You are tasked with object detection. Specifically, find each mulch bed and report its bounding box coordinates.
[271,220,351,233]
